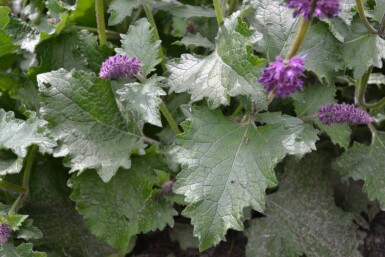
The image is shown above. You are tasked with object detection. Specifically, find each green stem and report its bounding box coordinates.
[0,181,26,194]
[378,13,385,35]
[227,0,239,16]
[356,0,377,34]
[9,145,38,214]
[95,0,107,45]
[134,73,181,134]
[213,0,224,25]
[286,18,311,59]
[355,66,372,106]
[142,2,167,73]
[72,25,119,36]
[231,103,243,117]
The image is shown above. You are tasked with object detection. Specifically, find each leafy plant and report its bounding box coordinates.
[0,0,384,256]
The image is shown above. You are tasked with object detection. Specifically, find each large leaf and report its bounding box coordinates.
[22,156,115,257]
[37,69,146,182]
[0,109,56,158]
[174,106,318,250]
[69,154,177,252]
[342,17,385,79]
[0,243,46,257]
[117,76,166,127]
[116,18,161,76]
[245,153,362,257]
[374,0,385,23]
[292,84,351,149]
[107,0,141,26]
[167,9,267,109]
[334,132,385,209]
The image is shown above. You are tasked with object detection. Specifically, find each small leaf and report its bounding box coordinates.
[5,214,28,230]
[117,76,166,127]
[174,33,215,50]
[334,132,385,209]
[69,154,177,252]
[14,219,43,240]
[374,0,385,23]
[292,84,351,149]
[245,153,362,257]
[38,69,146,182]
[0,243,46,257]
[107,0,141,26]
[116,18,161,76]
[167,10,266,109]
[174,106,318,250]
[0,157,23,175]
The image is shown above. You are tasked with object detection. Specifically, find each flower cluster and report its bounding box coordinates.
[287,0,341,20]
[99,54,141,79]
[258,56,305,98]
[318,103,373,125]
[0,223,12,244]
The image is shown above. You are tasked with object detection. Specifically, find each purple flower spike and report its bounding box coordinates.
[0,223,12,244]
[318,103,373,125]
[287,0,341,20]
[258,56,305,98]
[99,54,142,79]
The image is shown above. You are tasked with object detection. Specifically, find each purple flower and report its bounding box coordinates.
[287,0,341,20]
[99,54,141,79]
[318,103,373,125]
[0,223,12,244]
[258,56,305,98]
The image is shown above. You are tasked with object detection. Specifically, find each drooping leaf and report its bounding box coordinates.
[117,76,166,127]
[245,153,362,257]
[174,106,318,250]
[342,17,385,79]
[0,109,56,158]
[0,243,46,257]
[69,154,177,252]
[167,9,267,109]
[292,84,351,149]
[22,156,114,257]
[116,18,161,76]
[334,132,385,209]
[107,0,141,26]
[37,69,146,182]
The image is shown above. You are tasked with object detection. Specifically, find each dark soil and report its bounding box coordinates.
[360,211,385,257]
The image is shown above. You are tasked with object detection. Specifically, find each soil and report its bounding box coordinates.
[130,212,385,257]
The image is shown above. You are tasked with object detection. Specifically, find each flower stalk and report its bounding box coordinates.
[213,0,224,25]
[356,0,377,34]
[356,66,385,110]
[286,18,311,60]
[95,0,107,45]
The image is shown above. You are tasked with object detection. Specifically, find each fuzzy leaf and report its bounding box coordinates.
[37,69,145,182]
[167,10,267,109]
[374,0,385,23]
[174,33,215,50]
[342,17,385,79]
[0,243,46,257]
[292,84,351,149]
[174,106,318,250]
[0,157,23,175]
[117,76,166,127]
[0,110,56,158]
[116,18,161,76]
[69,154,177,252]
[334,132,385,209]
[245,153,362,257]
[107,0,141,26]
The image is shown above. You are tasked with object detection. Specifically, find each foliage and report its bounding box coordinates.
[0,0,384,256]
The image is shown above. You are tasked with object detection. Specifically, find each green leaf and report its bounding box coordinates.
[336,0,356,25]
[22,156,114,257]
[117,76,166,127]
[107,0,141,26]
[342,17,385,79]
[69,154,177,252]
[334,132,385,209]
[0,157,23,175]
[14,219,43,240]
[167,10,267,109]
[0,243,46,257]
[116,18,161,76]
[174,106,318,250]
[374,0,385,23]
[0,109,56,158]
[37,69,146,182]
[245,153,362,257]
[292,84,351,149]
[173,32,215,50]
[5,214,28,230]
[168,5,216,18]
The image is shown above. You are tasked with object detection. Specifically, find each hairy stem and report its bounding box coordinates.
[213,0,224,25]
[356,0,377,34]
[95,0,107,45]
[227,0,239,16]
[142,2,167,73]
[0,181,26,194]
[286,18,311,59]
[9,145,38,214]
